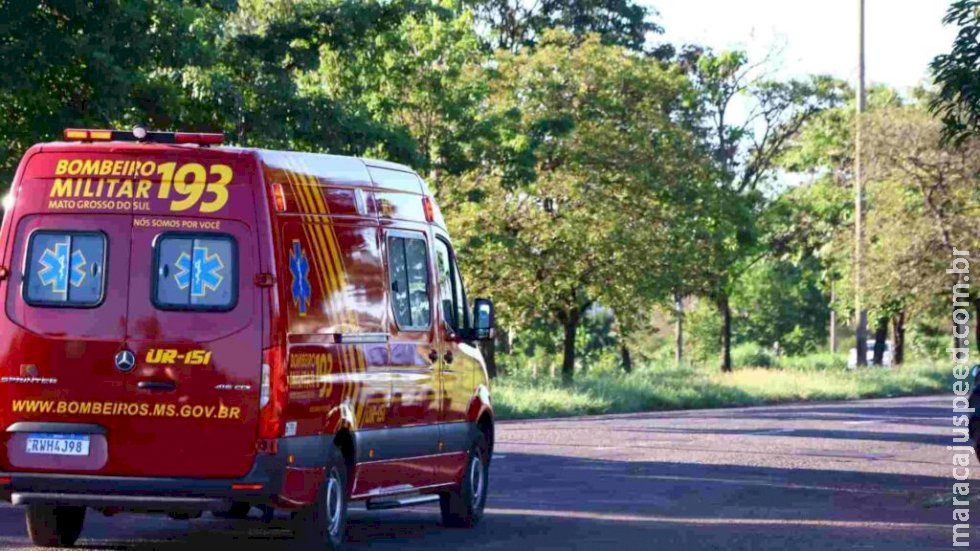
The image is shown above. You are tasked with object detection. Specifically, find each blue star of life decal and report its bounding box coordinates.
[174,246,224,298]
[37,241,86,295]
[289,240,311,316]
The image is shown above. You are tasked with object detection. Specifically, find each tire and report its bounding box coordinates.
[440,434,489,528]
[295,457,348,550]
[25,505,86,547]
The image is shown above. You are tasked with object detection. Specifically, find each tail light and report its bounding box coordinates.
[258,346,286,441]
[260,362,271,408]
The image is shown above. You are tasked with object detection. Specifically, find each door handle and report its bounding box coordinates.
[443,351,454,364]
[137,380,176,392]
[428,349,439,364]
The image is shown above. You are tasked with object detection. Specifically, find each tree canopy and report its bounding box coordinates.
[441,31,713,381]
[931,0,980,145]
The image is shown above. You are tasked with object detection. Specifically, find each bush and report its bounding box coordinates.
[778,351,848,371]
[492,359,949,420]
[731,343,776,368]
[686,300,721,364]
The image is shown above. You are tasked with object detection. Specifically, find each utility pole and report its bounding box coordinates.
[854,0,868,366]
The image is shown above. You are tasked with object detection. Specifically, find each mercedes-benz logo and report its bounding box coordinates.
[114,350,136,373]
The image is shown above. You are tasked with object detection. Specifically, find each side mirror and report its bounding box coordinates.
[473,298,494,340]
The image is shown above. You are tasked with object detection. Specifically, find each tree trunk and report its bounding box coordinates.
[891,311,905,366]
[719,295,733,373]
[620,343,633,374]
[855,310,868,366]
[674,292,684,367]
[560,311,580,385]
[479,338,497,379]
[872,317,888,366]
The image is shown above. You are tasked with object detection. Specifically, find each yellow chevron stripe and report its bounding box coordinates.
[292,156,355,328]
[310,188,353,325]
[278,156,327,323]
[353,346,366,426]
[285,156,357,407]
[283,157,339,327]
[302,191,344,324]
[290,166,346,328]
[295,167,362,412]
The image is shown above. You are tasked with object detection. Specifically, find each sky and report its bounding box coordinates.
[643,0,958,92]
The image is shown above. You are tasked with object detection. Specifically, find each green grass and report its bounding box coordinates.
[492,359,950,420]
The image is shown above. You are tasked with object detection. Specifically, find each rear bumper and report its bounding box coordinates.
[0,435,336,511]
[11,492,229,513]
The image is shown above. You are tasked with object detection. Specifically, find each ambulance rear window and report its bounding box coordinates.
[153,234,237,311]
[24,231,106,307]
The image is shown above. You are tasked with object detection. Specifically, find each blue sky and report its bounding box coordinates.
[644,0,957,91]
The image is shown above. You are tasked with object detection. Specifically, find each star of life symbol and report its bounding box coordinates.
[289,240,311,316]
[174,246,224,298]
[38,240,86,295]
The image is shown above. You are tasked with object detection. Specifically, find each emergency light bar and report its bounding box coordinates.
[63,127,224,146]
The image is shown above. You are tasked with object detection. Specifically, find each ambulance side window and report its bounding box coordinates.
[387,234,430,330]
[24,231,106,307]
[434,238,469,332]
[153,234,237,311]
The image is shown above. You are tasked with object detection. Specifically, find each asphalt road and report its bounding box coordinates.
[0,395,959,550]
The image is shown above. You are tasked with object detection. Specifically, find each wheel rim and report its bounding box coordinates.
[469,453,485,508]
[325,470,343,537]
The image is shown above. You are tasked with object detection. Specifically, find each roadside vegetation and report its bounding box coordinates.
[494,351,949,420]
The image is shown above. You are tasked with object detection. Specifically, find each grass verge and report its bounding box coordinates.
[492,361,949,420]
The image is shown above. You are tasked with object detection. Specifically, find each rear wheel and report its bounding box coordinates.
[295,456,348,550]
[440,434,489,528]
[25,505,86,547]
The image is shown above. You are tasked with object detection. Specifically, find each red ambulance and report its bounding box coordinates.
[0,128,496,549]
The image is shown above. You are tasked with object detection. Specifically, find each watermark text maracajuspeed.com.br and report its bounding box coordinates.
[949,247,973,546]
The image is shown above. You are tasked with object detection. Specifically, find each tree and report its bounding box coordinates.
[311,2,487,181]
[730,249,833,356]
[0,0,233,183]
[173,0,427,159]
[804,100,980,361]
[931,0,980,145]
[465,0,662,52]
[443,31,711,383]
[679,48,845,371]
[861,105,980,352]
[783,86,908,362]
[0,0,434,183]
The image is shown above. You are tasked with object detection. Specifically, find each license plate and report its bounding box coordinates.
[25,434,90,456]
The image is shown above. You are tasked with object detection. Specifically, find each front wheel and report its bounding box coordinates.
[440,434,489,528]
[295,459,348,550]
[25,505,86,547]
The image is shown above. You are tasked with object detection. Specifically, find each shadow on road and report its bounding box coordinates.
[3,452,945,551]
